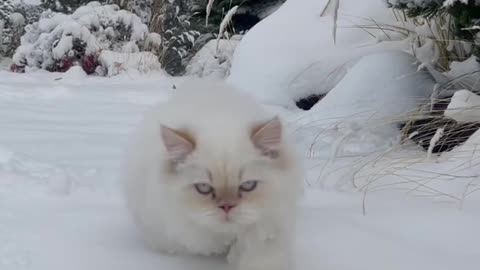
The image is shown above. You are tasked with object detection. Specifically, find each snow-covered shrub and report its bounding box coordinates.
[383,0,480,154]
[13,1,45,25]
[152,4,200,75]
[0,0,14,22]
[0,19,3,35]
[384,0,480,63]
[1,12,26,57]
[127,0,153,25]
[12,2,158,74]
[0,1,45,58]
[40,0,111,14]
[0,0,15,57]
[149,0,280,75]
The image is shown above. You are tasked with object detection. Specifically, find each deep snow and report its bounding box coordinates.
[228,0,406,107]
[1,69,479,270]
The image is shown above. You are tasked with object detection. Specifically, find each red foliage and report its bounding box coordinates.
[57,58,74,73]
[11,54,100,75]
[10,64,25,73]
[81,55,99,75]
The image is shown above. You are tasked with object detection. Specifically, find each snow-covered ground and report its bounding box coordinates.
[1,67,479,270]
[2,0,480,268]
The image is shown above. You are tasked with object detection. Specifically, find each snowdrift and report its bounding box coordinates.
[228,0,406,107]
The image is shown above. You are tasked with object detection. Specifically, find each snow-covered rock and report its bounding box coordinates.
[445,90,480,123]
[228,0,404,108]
[445,56,480,91]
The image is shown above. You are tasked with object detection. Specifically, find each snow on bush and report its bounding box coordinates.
[39,0,111,14]
[0,0,14,24]
[0,20,4,48]
[13,1,45,25]
[127,0,153,25]
[0,2,44,58]
[1,12,25,58]
[12,2,159,75]
[0,0,18,57]
[385,0,480,8]
[384,0,480,70]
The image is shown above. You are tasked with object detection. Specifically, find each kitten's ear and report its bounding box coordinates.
[160,125,195,163]
[251,116,282,158]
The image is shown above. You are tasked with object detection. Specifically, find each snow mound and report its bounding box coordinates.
[293,51,436,187]
[445,89,480,123]
[62,65,88,80]
[98,50,161,76]
[303,51,435,138]
[228,0,405,107]
[186,38,240,79]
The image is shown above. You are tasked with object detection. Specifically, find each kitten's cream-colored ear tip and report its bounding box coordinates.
[251,116,283,158]
[160,125,195,162]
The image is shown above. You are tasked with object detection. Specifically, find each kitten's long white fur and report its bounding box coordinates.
[123,80,302,270]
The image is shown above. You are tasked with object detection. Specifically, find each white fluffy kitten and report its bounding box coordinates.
[123,80,302,270]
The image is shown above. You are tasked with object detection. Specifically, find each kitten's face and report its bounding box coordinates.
[175,158,275,231]
[161,117,284,232]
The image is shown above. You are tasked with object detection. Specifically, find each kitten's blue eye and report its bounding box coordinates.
[239,180,258,192]
[194,183,214,195]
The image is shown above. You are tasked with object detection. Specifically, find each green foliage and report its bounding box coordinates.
[0,0,14,21]
[40,0,111,14]
[14,3,44,25]
[0,0,21,57]
[448,1,480,40]
[385,0,480,59]
[385,0,445,18]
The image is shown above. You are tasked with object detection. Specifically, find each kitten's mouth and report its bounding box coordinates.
[222,214,233,223]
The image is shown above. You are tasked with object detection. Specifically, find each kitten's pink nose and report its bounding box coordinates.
[219,204,236,213]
